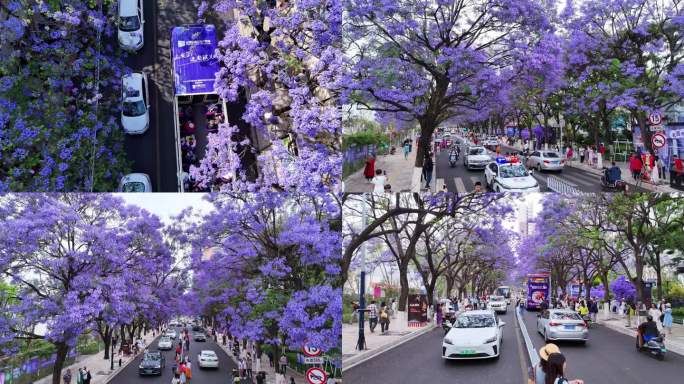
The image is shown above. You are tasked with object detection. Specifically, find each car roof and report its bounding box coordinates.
[119,0,138,17]
[201,350,216,354]
[548,308,578,313]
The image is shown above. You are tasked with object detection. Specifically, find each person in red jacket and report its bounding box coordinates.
[629,153,643,181]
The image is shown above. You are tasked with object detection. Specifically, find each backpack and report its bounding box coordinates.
[380,309,388,319]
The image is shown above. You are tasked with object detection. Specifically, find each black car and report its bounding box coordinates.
[138,351,165,375]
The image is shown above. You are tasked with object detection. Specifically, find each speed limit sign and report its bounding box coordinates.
[302,345,322,357]
[652,132,666,149]
[649,111,662,126]
[305,367,327,384]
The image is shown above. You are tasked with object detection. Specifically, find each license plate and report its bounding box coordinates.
[460,349,476,355]
[552,161,559,165]
[564,325,574,330]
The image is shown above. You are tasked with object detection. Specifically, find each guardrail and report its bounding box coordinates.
[516,306,539,369]
[546,175,582,194]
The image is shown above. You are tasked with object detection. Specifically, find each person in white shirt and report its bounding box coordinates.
[371,169,387,195]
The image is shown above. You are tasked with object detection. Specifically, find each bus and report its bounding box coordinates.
[494,286,511,304]
[526,273,551,310]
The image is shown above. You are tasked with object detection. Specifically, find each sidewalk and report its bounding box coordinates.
[34,331,158,384]
[341,313,437,371]
[599,313,684,356]
[214,338,307,384]
[503,140,680,193]
[343,146,428,193]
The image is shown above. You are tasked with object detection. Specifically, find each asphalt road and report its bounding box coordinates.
[109,331,237,384]
[118,0,201,192]
[344,307,526,384]
[520,309,684,384]
[434,143,646,193]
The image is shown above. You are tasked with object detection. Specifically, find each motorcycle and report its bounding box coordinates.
[601,168,628,192]
[449,152,458,167]
[636,333,667,360]
[581,314,593,329]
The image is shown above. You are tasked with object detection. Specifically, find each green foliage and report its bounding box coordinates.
[342,130,389,150]
[666,283,684,302]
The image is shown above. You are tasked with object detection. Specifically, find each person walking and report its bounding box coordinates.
[435,302,443,326]
[279,353,288,375]
[82,368,91,384]
[171,373,181,384]
[367,300,378,333]
[363,155,376,183]
[566,146,573,165]
[403,140,411,160]
[62,368,72,384]
[246,352,253,379]
[663,303,674,335]
[648,303,662,330]
[588,299,598,324]
[629,153,642,181]
[371,169,387,195]
[379,301,390,333]
[76,368,83,384]
[423,152,434,189]
[184,359,192,384]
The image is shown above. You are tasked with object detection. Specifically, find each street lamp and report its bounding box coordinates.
[356,193,368,351]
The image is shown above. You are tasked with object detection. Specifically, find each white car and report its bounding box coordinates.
[119,173,152,192]
[463,146,491,170]
[117,0,144,51]
[157,336,173,350]
[526,150,565,172]
[121,72,149,134]
[484,136,499,147]
[198,350,219,368]
[442,310,505,360]
[164,329,177,340]
[484,159,540,192]
[487,295,508,314]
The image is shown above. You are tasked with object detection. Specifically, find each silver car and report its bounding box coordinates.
[536,309,588,344]
[526,151,565,172]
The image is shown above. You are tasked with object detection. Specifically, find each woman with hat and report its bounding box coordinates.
[535,343,560,384]
[536,344,584,384]
[544,352,584,384]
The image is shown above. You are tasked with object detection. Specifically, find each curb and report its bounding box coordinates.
[341,324,437,372]
[515,307,539,369]
[214,338,307,384]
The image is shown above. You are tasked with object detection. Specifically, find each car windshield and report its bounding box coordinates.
[489,296,504,301]
[123,100,146,117]
[543,152,560,158]
[160,337,170,342]
[119,16,140,32]
[455,314,495,328]
[202,352,216,358]
[469,148,485,155]
[551,312,582,321]
[122,181,146,192]
[145,353,161,361]
[499,165,528,178]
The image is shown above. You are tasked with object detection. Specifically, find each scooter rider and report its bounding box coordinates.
[604,161,622,184]
[637,315,660,348]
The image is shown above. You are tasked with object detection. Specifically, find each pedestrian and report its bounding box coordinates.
[63,368,72,384]
[403,140,410,160]
[180,369,187,384]
[619,299,626,318]
[371,169,388,195]
[656,155,666,181]
[267,350,274,367]
[566,146,573,165]
[535,343,560,384]
[246,352,253,378]
[82,368,91,384]
[474,181,482,193]
[379,301,390,333]
[290,377,296,384]
[171,373,181,384]
[422,152,434,189]
[580,146,586,163]
[367,300,378,333]
[629,152,642,180]
[391,299,397,319]
[588,299,598,323]
[435,302,443,326]
[185,358,192,384]
[663,303,674,335]
[279,353,288,375]
[363,155,375,182]
[545,352,584,384]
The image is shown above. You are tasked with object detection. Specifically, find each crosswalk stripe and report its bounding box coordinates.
[454,177,467,194]
[437,178,445,192]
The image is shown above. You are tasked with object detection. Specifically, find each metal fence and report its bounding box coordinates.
[546,175,582,194]
[343,144,385,179]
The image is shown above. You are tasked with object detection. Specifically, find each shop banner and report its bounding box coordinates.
[407,294,428,322]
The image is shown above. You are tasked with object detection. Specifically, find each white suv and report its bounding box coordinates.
[117,0,144,51]
[121,72,149,134]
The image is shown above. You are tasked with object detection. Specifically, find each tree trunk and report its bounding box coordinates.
[103,327,112,360]
[414,120,436,167]
[51,342,70,384]
[445,276,454,299]
[601,273,611,301]
[398,262,410,311]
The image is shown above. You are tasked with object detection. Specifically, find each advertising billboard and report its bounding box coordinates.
[527,273,550,309]
[407,294,428,323]
[171,24,219,95]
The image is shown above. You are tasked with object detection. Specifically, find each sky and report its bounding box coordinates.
[118,193,214,223]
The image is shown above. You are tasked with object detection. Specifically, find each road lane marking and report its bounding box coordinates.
[514,308,534,384]
[454,177,467,194]
[436,178,445,192]
[152,0,161,189]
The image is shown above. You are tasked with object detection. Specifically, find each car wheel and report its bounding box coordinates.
[537,164,542,172]
[580,340,587,346]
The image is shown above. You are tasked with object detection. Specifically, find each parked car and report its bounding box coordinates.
[536,309,588,344]
[138,351,164,375]
[117,0,144,51]
[526,151,565,172]
[198,350,219,368]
